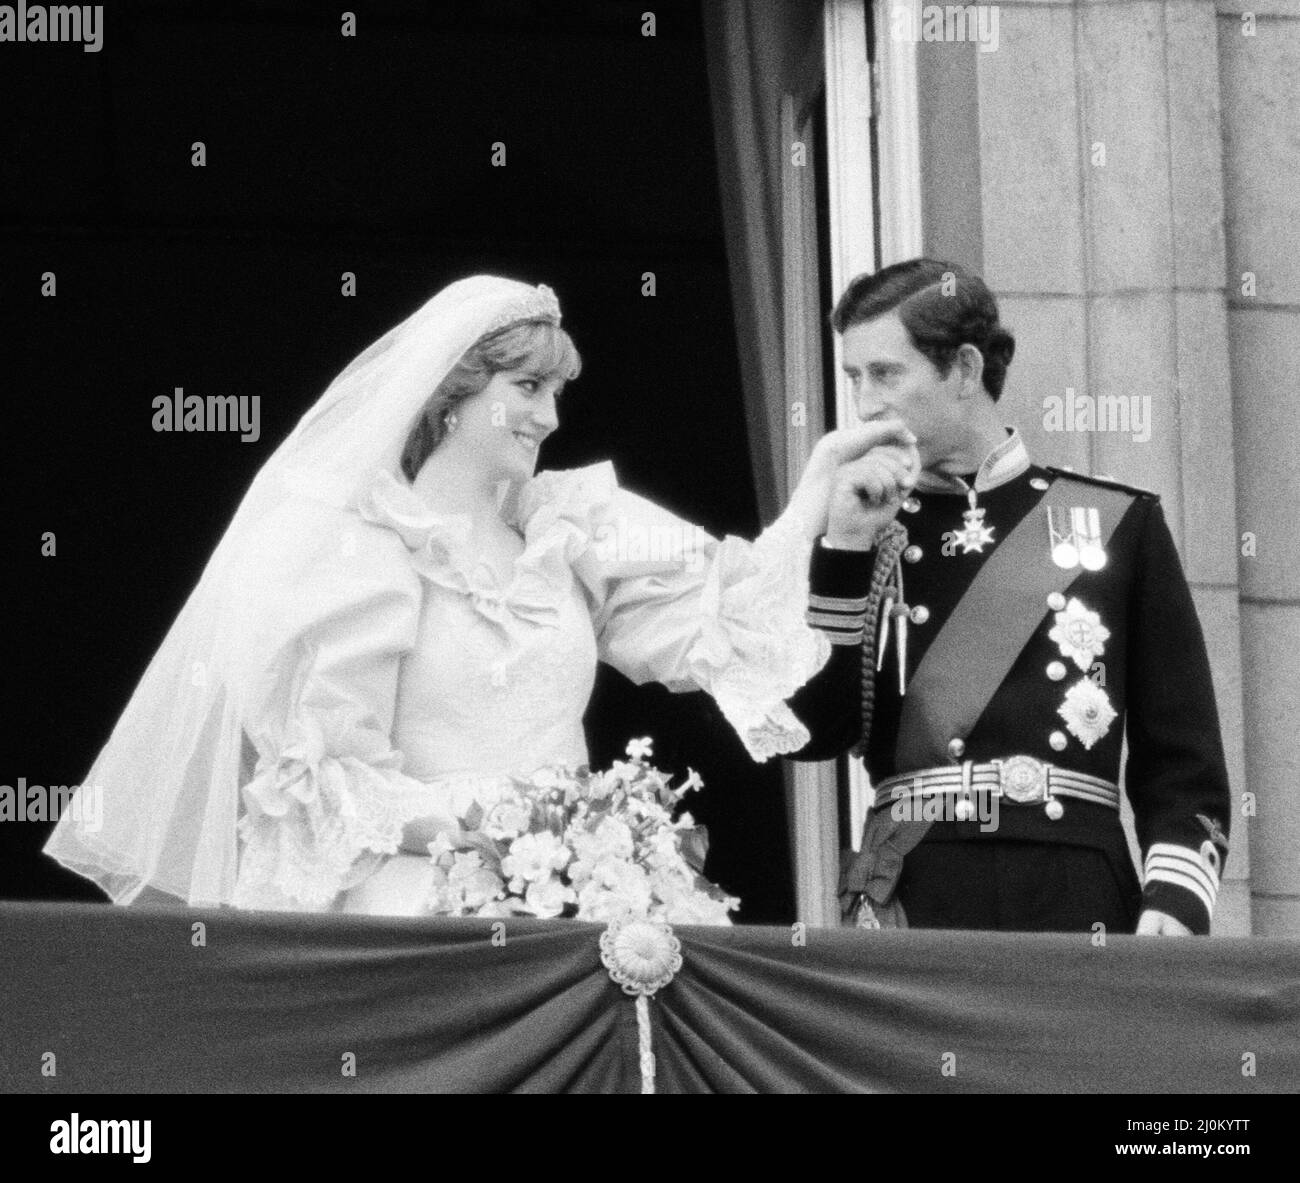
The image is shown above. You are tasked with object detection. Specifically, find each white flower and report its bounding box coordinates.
[624,795,671,826]
[680,768,704,793]
[626,737,654,762]
[568,817,635,882]
[661,891,737,926]
[500,830,570,890]
[522,876,575,919]
[426,832,457,861]
[607,760,640,785]
[575,859,653,923]
[425,852,504,914]
[645,829,689,872]
[446,851,505,911]
[483,795,532,841]
[530,766,565,790]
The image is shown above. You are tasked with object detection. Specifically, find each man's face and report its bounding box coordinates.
[841,312,963,469]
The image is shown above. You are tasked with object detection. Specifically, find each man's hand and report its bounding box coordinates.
[1135,908,1193,936]
[782,420,918,544]
[825,443,921,550]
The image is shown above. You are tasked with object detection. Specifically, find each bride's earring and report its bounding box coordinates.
[444,410,459,434]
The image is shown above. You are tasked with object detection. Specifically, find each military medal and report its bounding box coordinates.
[1058,678,1118,749]
[955,487,995,554]
[1076,507,1107,571]
[1048,597,1110,671]
[1048,506,1107,570]
[1047,506,1079,569]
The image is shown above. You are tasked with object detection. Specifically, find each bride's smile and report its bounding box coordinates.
[452,368,563,484]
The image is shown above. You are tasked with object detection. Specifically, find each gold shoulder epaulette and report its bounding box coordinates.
[1042,466,1157,499]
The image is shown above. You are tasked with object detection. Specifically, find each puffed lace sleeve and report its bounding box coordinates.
[230,513,453,912]
[518,463,831,762]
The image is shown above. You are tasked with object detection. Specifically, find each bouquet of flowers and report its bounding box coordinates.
[423,739,739,925]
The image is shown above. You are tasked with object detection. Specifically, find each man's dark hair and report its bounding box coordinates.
[831,258,1016,401]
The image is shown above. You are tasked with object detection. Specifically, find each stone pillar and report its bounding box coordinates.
[960,0,1251,932]
[1218,0,1300,937]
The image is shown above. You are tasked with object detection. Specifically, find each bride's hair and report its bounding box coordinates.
[400,318,582,480]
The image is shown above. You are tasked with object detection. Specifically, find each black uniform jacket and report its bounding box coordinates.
[789,457,1232,934]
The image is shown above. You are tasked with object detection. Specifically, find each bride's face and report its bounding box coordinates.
[455,367,564,482]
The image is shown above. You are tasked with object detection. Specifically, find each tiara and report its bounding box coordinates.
[484,284,562,335]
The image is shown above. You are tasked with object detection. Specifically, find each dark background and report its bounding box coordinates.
[1,0,797,920]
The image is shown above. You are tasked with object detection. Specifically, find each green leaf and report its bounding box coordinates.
[461,799,485,831]
[679,824,710,875]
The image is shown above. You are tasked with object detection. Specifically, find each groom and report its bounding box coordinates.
[792,258,1231,937]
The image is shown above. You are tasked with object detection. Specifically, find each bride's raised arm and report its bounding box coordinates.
[522,421,913,763]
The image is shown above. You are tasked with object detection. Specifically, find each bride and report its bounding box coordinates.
[44,276,915,916]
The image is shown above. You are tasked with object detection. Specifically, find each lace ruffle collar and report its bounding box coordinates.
[356,463,619,624]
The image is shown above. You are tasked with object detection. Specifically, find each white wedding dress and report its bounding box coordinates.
[229,461,829,916]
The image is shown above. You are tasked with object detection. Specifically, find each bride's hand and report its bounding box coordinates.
[781,420,918,543]
[823,444,920,549]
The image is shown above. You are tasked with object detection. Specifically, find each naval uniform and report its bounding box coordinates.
[790,429,1231,935]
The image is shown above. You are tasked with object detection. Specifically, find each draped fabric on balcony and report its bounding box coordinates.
[3,903,1298,1094]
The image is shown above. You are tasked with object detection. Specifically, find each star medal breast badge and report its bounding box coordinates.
[957,489,995,554]
[1048,597,1110,671]
[1058,678,1118,749]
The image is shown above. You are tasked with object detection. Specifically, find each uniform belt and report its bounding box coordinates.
[874,756,1120,812]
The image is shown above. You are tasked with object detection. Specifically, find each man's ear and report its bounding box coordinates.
[955,342,985,399]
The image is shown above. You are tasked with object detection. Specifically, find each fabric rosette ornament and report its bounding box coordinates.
[422,739,738,924]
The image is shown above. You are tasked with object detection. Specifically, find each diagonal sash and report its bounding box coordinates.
[894,477,1134,772]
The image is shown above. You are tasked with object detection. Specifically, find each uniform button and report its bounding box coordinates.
[947,737,966,760]
[1047,592,1067,612]
[954,797,975,822]
[1046,661,1067,682]
[909,605,930,625]
[1030,477,1050,491]
[1045,799,1065,821]
[903,545,923,564]
[1049,730,1068,751]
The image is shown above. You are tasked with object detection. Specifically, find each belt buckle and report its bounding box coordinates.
[997,755,1048,804]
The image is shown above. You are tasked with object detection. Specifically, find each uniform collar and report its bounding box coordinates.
[914,427,1030,496]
